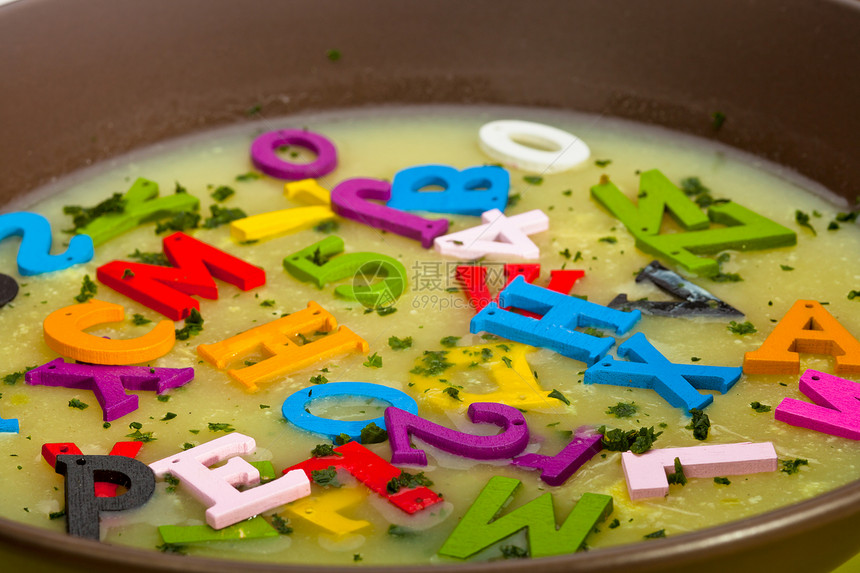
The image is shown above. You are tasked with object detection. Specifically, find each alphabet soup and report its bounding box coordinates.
[1,107,859,565]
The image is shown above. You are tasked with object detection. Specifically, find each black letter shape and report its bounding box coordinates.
[608,260,742,318]
[55,454,156,540]
[0,273,18,307]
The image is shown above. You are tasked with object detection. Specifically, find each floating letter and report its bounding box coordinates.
[0,212,93,275]
[389,164,509,216]
[775,369,860,440]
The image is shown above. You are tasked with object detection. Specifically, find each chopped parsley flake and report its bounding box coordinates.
[202,204,246,228]
[608,518,621,529]
[666,457,687,486]
[507,193,521,207]
[309,374,328,385]
[388,336,413,350]
[848,290,860,301]
[500,545,529,559]
[442,386,462,401]
[548,389,570,406]
[270,514,293,535]
[728,320,757,335]
[156,543,187,554]
[360,422,388,444]
[74,275,98,303]
[714,477,731,485]
[128,249,170,266]
[750,401,772,413]
[63,193,126,233]
[126,429,156,443]
[48,510,66,520]
[175,308,204,340]
[780,458,808,475]
[598,426,662,454]
[780,264,794,271]
[598,236,618,244]
[523,175,543,185]
[410,350,453,377]
[686,408,710,440]
[594,159,612,167]
[311,466,341,488]
[155,211,200,234]
[606,402,637,418]
[439,336,461,348]
[795,210,817,236]
[131,313,152,326]
[311,444,341,458]
[259,299,275,307]
[160,412,177,421]
[386,470,433,494]
[711,111,726,130]
[363,352,383,368]
[68,398,88,410]
[207,422,235,433]
[501,356,513,369]
[644,529,667,539]
[314,220,339,233]
[210,186,235,202]
[325,49,341,62]
[387,524,417,538]
[235,172,261,182]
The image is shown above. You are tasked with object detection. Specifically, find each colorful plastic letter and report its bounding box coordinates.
[608,260,742,318]
[231,179,334,242]
[149,433,311,530]
[478,120,591,174]
[251,129,338,180]
[0,410,18,433]
[775,370,860,440]
[158,516,278,544]
[456,264,584,313]
[197,302,368,391]
[98,231,266,321]
[438,476,612,559]
[636,201,797,276]
[585,332,741,412]
[284,487,371,535]
[27,358,194,421]
[0,273,18,307]
[384,402,530,466]
[744,300,860,375]
[74,178,200,246]
[42,441,143,497]
[282,382,418,442]
[284,440,442,514]
[511,427,603,486]
[591,171,796,276]
[55,454,156,539]
[621,442,777,500]
[388,164,509,216]
[330,178,448,248]
[471,276,640,366]
[0,212,94,275]
[409,343,563,412]
[283,235,406,307]
[43,300,175,365]
[434,209,548,260]
[591,169,709,236]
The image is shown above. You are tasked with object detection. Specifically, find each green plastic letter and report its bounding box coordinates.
[438,476,613,559]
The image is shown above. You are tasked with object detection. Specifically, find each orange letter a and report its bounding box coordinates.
[744,300,860,375]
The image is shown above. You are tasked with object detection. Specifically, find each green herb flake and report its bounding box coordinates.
[203,204,247,229]
[376,306,397,317]
[386,470,434,494]
[439,336,461,348]
[325,49,341,62]
[780,458,808,475]
[309,374,328,385]
[750,401,772,413]
[207,422,235,433]
[131,313,152,326]
[410,350,453,377]
[598,426,663,454]
[311,466,341,488]
[711,111,726,130]
[363,352,383,368]
[314,220,339,234]
[259,299,276,307]
[523,175,543,185]
[175,308,204,341]
[714,477,731,485]
[594,159,612,167]
[728,320,757,335]
[63,193,126,233]
[666,457,687,486]
[442,386,462,401]
[311,444,341,458]
[848,290,860,301]
[161,412,177,421]
[685,408,710,440]
[271,514,293,535]
[126,429,156,443]
[48,510,66,520]
[387,524,417,538]
[388,336,413,350]
[598,236,618,244]
[780,264,794,271]
[68,398,89,410]
[128,249,170,266]
[606,402,637,418]
[102,422,111,429]
[795,210,817,236]
[155,211,200,234]
[507,193,521,207]
[74,275,98,303]
[501,356,513,369]
[547,389,570,405]
[334,433,351,446]
[156,543,187,555]
[644,529,667,539]
[210,186,235,202]
[236,172,261,182]
[360,422,388,444]
[500,545,529,559]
